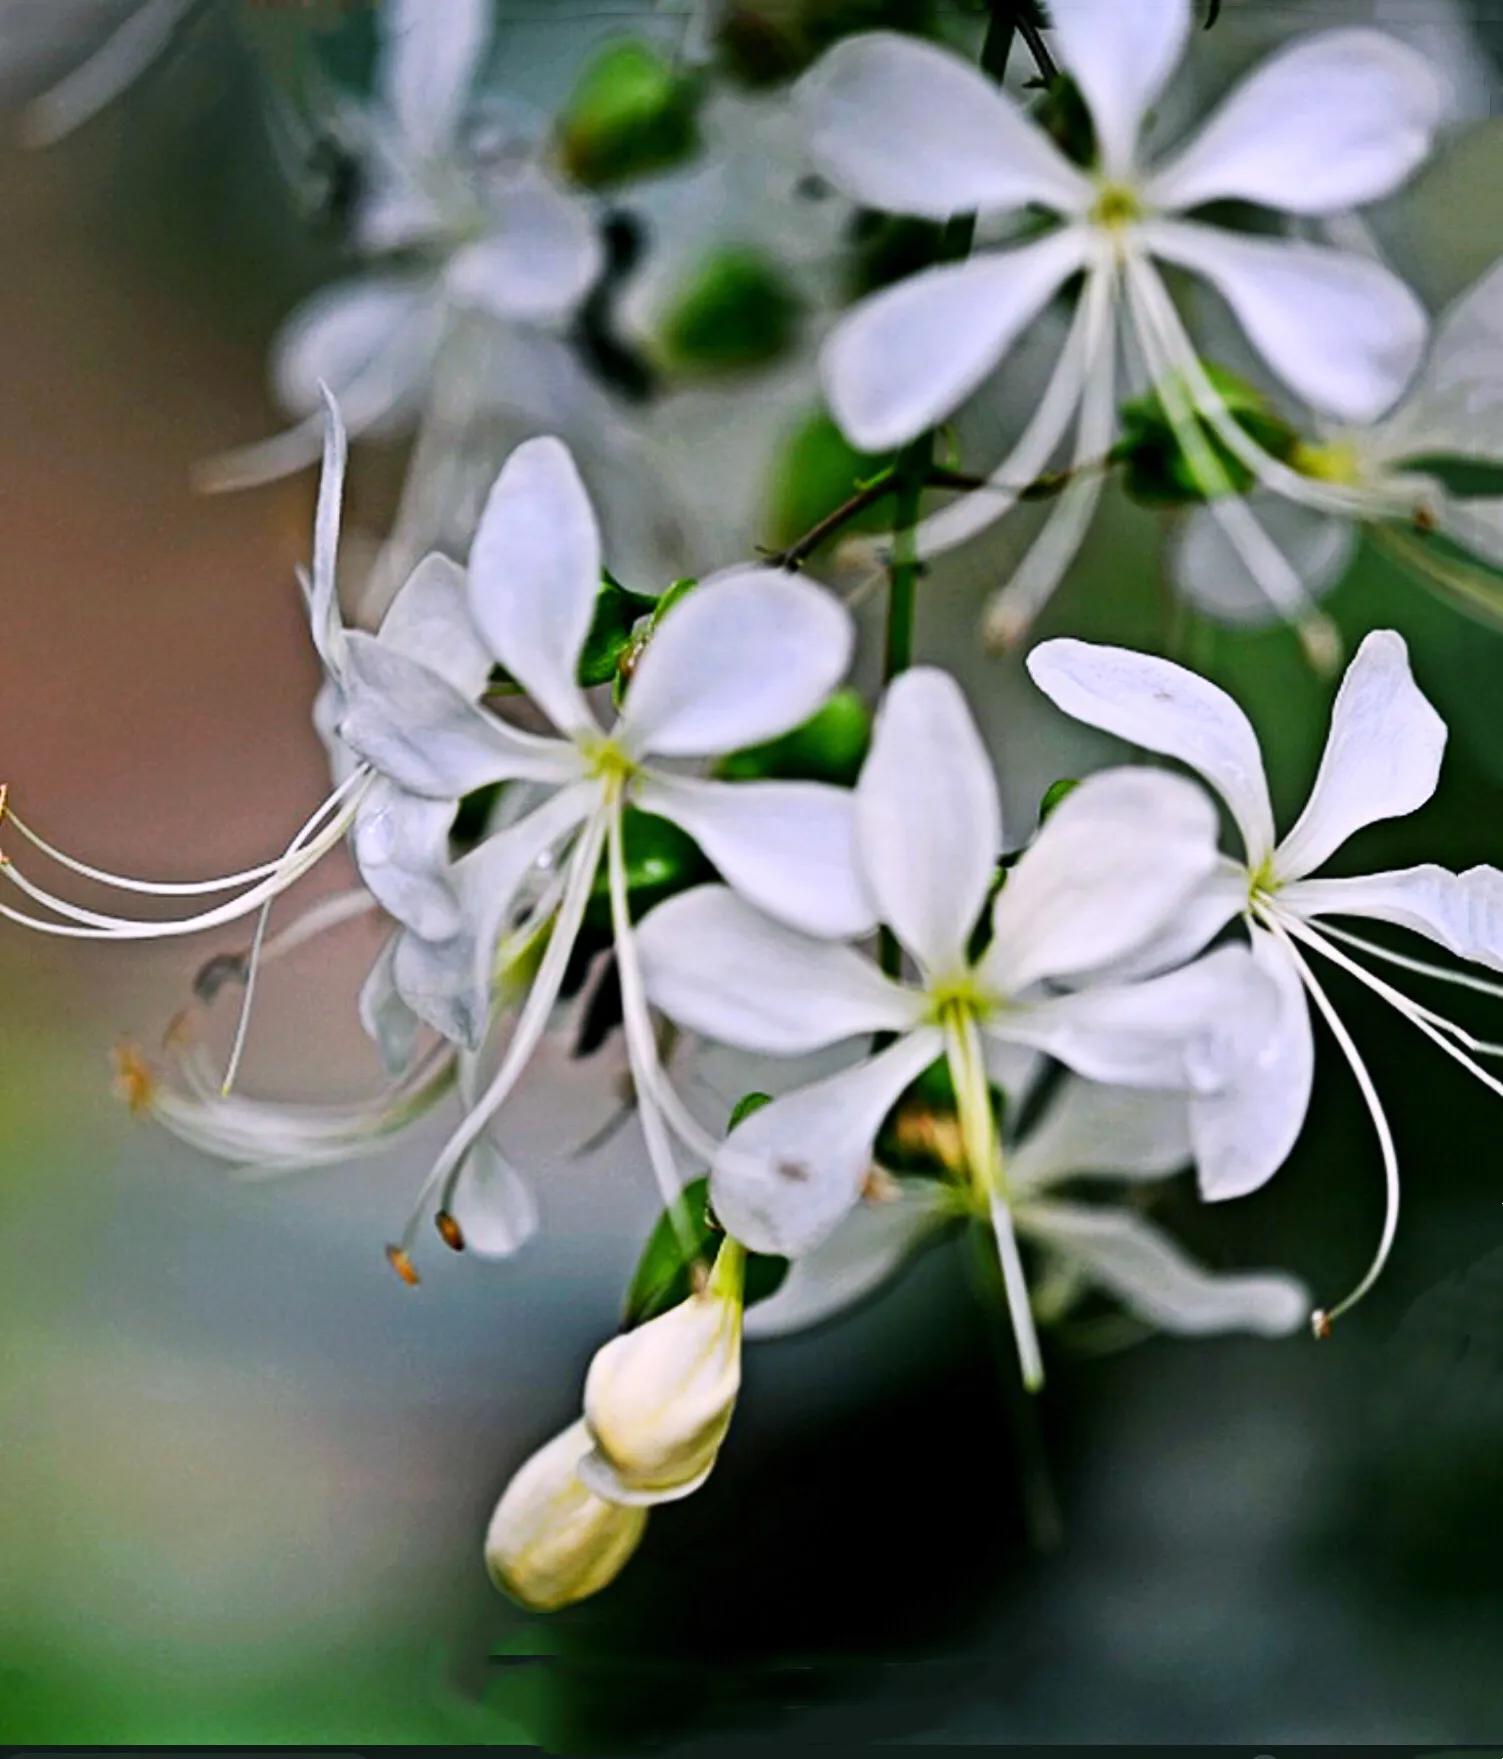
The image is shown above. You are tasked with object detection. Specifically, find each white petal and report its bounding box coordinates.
[358,934,421,1076]
[1144,219,1427,423]
[1188,928,1313,1201]
[308,388,348,680]
[1145,29,1443,216]
[983,767,1218,994]
[1273,629,1446,881]
[856,667,1000,980]
[637,885,920,1056]
[996,944,1278,1095]
[450,1141,540,1259]
[378,0,490,159]
[1376,259,1503,464]
[743,1179,947,1340]
[1019,1199,1308,1336]
[1079,861,1247,986]
[636,775,875,939]
[446,176,604,324]
[797,30,1088,218]
[710,1028,945,1257]
[352,778,460,941]
[1047,0,1190,177]
[821,231,1089,452]
[620,570,852,759]
[1027,636,1275,864]
[1009,1077,1193,1196]
[467,437,601,739]
[377,552,491,699]
[394,786,596,1047]
[1173,498,1357,628]
[270,273,439,426]
[1280,864,1503,972]
[339,632,580,799]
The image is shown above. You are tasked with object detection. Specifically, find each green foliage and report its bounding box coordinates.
[764,409,897,550]
[713,0,936,87]
[585,808,709,930]
[1038,777,1080,821]
[718,690,872,786]
[1116,363,1297,507]
[651,246,803,376]
[727,1091,773,1130]
[556,40,701,189]
[624,1171,788,1326]
[1400,455,1503,500]
[579,574,661,685]
[845,212,948,300]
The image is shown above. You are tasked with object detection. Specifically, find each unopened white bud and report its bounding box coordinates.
[581,1239,745,1505]
[484,1419,648,1612]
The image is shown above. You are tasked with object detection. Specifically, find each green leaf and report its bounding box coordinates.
[1038,777,1080,821]
[712,0,936,87]
[578,575,660,686]
[1399,454,1503,500]
[652,246,803,376]
[623,1170,787,1325]
[585,808,709,930]
[717,690,871,786]
[763,408,897,550]
[728,1090,773,1130]
[556,39,702,189]
[1116,363,1298,507]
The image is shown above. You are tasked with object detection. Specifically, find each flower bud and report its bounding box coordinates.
[581,1239,745,1504]
[484,1420,648,1612]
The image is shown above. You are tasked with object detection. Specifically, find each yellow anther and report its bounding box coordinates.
[111,1042,158,1117]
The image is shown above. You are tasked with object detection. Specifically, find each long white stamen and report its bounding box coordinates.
[1312,921,1503,1004]
[982,263,1119,650]
[401,803,608,1251]
[1268,920,1397,1332]
[990,1196,1046,1394]
[22,0,197,146]
[606,799,699,1254]
[910,264,1102,562]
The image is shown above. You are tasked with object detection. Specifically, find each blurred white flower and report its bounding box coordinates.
[1175,258,1503,628]
[337,430,870,1262]
[640,666,1277,1386]
[580,1237,745,1505]
[207,0,601,490]
[799,1,1443,641]
[1030,630,1503,1331]
[484,1418,650,1612]
[745,1077,1308,1347]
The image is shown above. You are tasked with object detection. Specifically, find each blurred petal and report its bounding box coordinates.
[451,1141,540,1258]
[1027,637,1276,864]
[353,778,460,941]
[1188,928,1313,1201]
[1274,630,1446,881]
[856,667,1000,979]
[1281,863,1503,971]
[467,437,601,738]
[340,632,581,799]
[797,30,1088,218]
[271,273,439,425]
[1146,29,1443,215]
[1009,1077,1193,1195]
[621,570,852,759]
[637,885,919,1056]
[1378,258,1503,463]
[983,768,1218,994]
[1145,219,1427,423]
[821,231,1089,452]
[743,1179,947,1339]
[996,945,1278,1094]
[378,0,490,159]
[447,177,604,323]
[1048,0,1190,176]
[636,775,875,939]
[1174,498,1357,627]
[377,552,492,699]
[1020,1199,1308,1336]
[710,1028,945,1257]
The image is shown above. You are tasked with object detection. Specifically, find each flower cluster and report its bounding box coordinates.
[7,0,1503,1618]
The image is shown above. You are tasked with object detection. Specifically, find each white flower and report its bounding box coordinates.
[579,1238,745,1505]
[484,1418,650,1612]
[799,2,1442,641]
[336,428,872,1266]
[744,1076,1307,1347]
[1029,630,1503,1330]
[206,0,601,489]
[1175,258,1503,628]
[639,666,1278,1386]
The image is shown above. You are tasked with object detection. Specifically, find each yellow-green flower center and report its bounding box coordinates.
[580,736,638,789]
[1247,853,1279,914]
[1290,437,1364,486]
[924,972,997,1029]
[1089,181,1144,231]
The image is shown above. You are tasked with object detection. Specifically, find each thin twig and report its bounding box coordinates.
[763,472,898,570]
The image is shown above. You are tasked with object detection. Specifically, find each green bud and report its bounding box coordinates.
[556,40,701,189]
[1116,363,1298,508]
[650,245,802,377]
[717,690,871,787]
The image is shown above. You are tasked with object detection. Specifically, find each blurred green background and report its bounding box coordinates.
[3,1,1503,1747]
